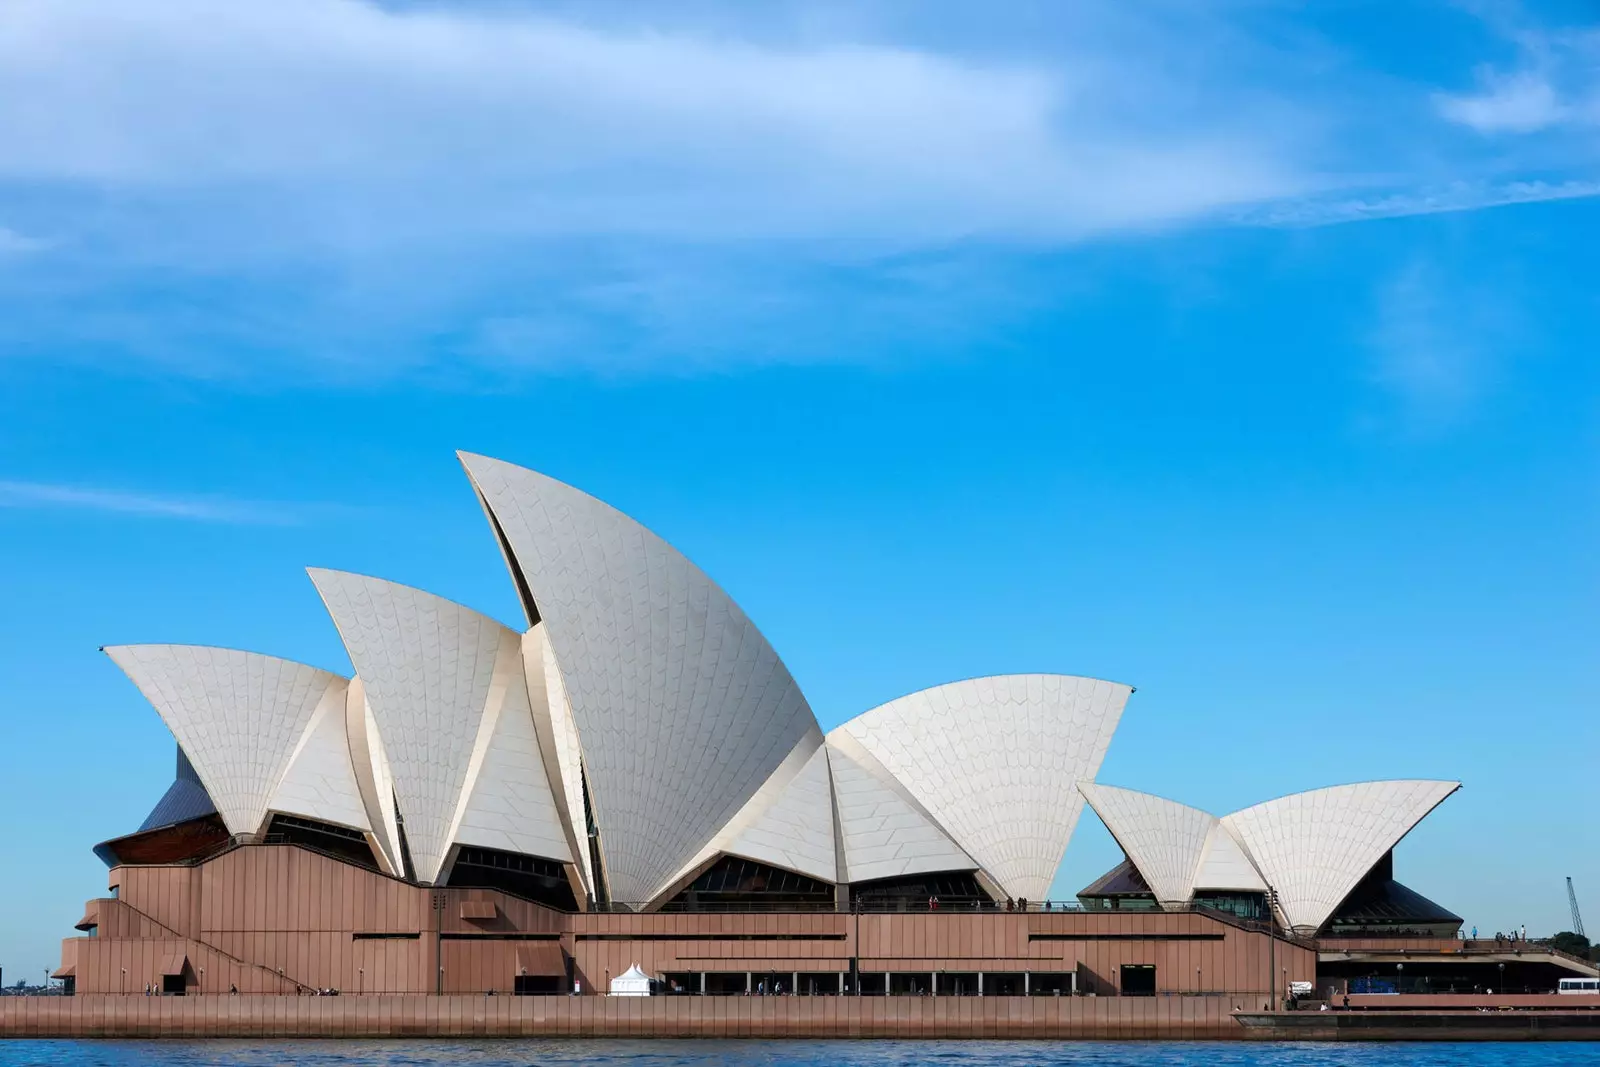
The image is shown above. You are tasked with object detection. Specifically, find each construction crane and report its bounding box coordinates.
[1569,877,1586,939]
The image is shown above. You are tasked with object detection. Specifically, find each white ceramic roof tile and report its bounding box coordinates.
[310,569,513,884]
[452,629,573,864]
[834,675,1130,900]
[460,452,820,903]
[1221,779,1460,933]
[1193,823,1268,893]
[105,644,345,836]
[1078,782,1214,906]
[825,734,974,884]
[269,679,370,832]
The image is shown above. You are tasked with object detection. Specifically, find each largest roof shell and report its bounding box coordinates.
[459,452,820,904]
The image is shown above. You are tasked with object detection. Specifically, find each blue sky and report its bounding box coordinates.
[1,0,1598,978]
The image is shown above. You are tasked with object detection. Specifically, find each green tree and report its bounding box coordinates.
[1549,931,1591,958]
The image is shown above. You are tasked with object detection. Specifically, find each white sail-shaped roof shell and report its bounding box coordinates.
[834,675,1130,900]
[826,734,974,884]
[105,644,347,837]
[460,452,820,904]
[1221,779,1460,934]
[270,681,370,833]
[309,569,570,885]
[1192,824,1267,893]
[452,632,574,866]
[653,730,837,900]
[723,738,837,884]
[1078,782,1216,908]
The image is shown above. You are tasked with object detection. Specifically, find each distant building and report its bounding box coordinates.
[52,453,1594,1000]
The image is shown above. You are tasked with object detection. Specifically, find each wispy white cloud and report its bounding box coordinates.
[1434,24,1600,135]
[1437,70,1570,134]
[0,479,304,524]
[0,0,1300,243]
[1238,179,1600,228]
[0,0,1594,384]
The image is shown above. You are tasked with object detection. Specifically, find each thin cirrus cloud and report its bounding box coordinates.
[0,0,1596,386]
[1235,179,1600,228]
[0,479,305,525]
[0,0,1301,244]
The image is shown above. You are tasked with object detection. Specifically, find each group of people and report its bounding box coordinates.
[920,896,1057,912]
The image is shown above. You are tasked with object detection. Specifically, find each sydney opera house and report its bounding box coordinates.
[52,453,1592,1003]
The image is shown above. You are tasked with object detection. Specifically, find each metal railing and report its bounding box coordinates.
[592,897,1090,914]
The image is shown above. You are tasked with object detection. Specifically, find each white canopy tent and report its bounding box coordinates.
[609,963,655,996]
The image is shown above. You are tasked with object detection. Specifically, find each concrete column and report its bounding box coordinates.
[1024,972,1031,996]
[931,972,938,998]
[745,972,752,995]
[977,972,984,997]
[699,973,706,995]
[792,971,798,996]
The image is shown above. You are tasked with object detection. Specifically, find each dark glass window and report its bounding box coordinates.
[849,871,989,910]
[662,856,835,911]
[264,814,379,871]
[1193,891,1267,921]
[446,846,578,912]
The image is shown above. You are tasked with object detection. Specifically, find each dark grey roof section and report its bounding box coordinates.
[137,745,218,832]
[1078,857,1154,899]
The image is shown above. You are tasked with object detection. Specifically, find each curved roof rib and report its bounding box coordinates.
[520,624,591,893]
[459,452,820,904]
[343,677,404,875]
[1221,779,1460,934]
[834,675,1131,900]
[1078,783,1216,908]
[309,569,569,884]
[105,645,346,837]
